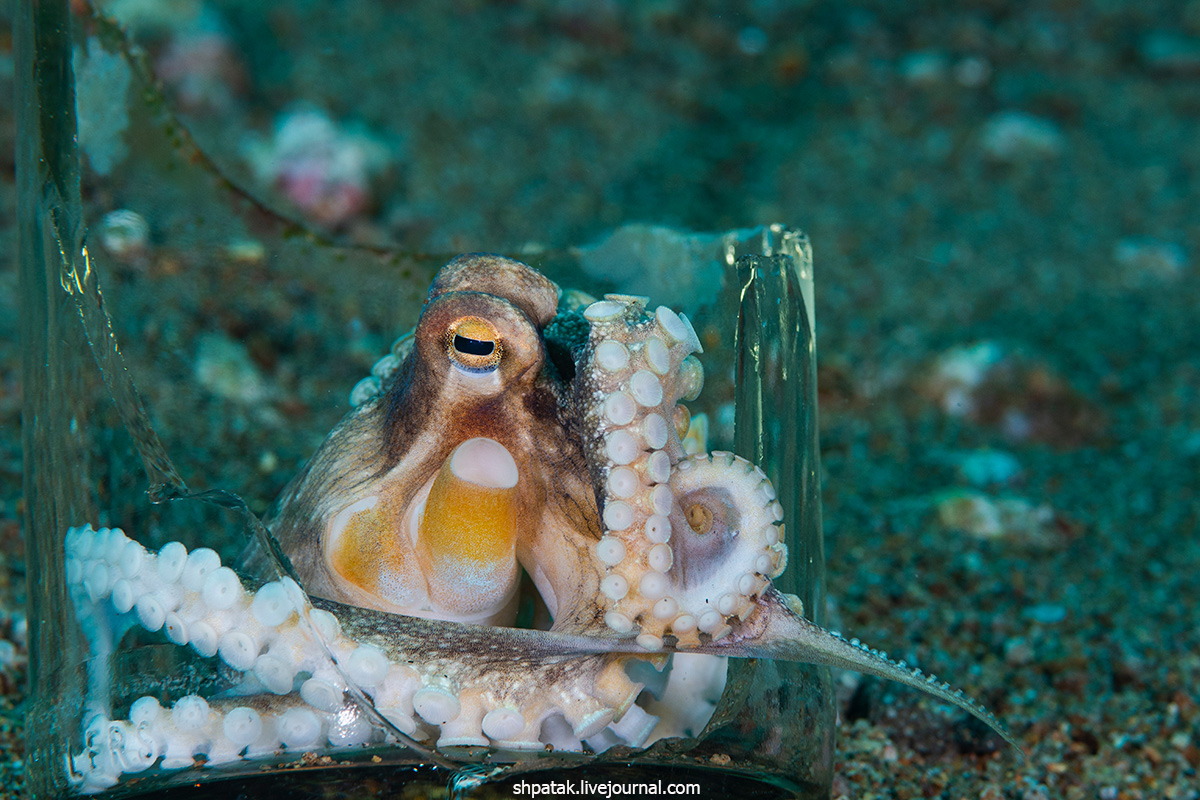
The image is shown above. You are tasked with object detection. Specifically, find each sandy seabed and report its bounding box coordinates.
[2,1,1198,798]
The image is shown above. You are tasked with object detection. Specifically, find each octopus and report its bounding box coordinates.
[64,255,1019,793]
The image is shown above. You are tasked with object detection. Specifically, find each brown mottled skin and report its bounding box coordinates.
[265,254,604,630]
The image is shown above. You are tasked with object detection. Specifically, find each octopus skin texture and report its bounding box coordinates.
[63,254,1019,792]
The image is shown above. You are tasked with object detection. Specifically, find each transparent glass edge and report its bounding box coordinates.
[727,232,833,794]
[17,0,93,797]
[21,3,832,782]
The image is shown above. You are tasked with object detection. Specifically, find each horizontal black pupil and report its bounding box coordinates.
[454,335,495,357]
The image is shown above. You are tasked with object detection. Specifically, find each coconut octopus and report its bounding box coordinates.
[64,254,1019,792]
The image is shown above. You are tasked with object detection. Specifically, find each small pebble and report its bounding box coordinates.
[928,342,1006,416]
[1114,237,1188,284]
[224,238,266,263]
[736,27,767,57]
[195,332,271,404]
[0,641,18,669]
[99,209,150,261]
[1004,638,1036,666]
[1022,604,1067,625]
[954,56,991,87]
[242,106,391,228]
[933,490,1060,546]
[257,450,279,473]
[899,51,948,86]
[979,111,1064,162]
[955,450,1022,486]
[1139,32,1200,74]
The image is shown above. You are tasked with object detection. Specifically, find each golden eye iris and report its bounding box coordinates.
[446,317,503,372]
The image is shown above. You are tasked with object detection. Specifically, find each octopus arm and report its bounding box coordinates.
[319,597,648,660]
[689,590,1024,753]
[325,593,1021,752]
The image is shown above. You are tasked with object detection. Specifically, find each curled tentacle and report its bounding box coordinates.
[574,296,786,651]
[574,295,708,647]
[651,451,786,647]
[65,525,664,788]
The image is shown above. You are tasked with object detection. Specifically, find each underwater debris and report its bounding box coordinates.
[953,56,991,88]
[98,209,150,263]
[922,342,1105,447]
[96,0,245,110]
[1114,237,1188,286]
[96,0,214,37]
[899,51,949,87]
[155,30,246,112]
[979,111,1065,163]
[1138,32,1200,75]
[222,238,267,264]
[242,106,392,229]
[74,41,132,176]
[952,449,1024,487]
[194,331,272,405]
[932,489,1067,548]
[925,341,1007,419]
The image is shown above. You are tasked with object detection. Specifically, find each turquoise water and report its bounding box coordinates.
[7,1,1200,797]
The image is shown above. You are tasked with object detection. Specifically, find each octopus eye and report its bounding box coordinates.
[446,316,503,373]
[686,503,714,535]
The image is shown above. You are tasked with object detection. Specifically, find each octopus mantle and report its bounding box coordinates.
[65,255,1018,792]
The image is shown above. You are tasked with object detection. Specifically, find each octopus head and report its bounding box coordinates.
[276,254,570,627]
